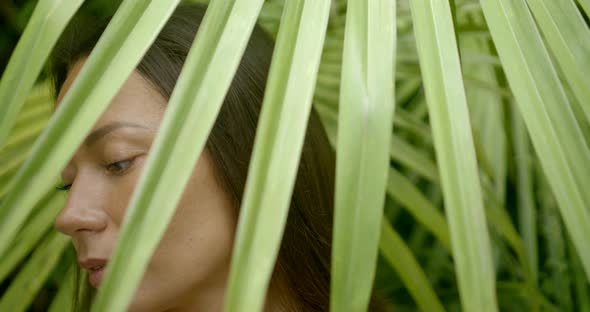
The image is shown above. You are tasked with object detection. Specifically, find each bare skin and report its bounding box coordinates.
[55,59,294,311]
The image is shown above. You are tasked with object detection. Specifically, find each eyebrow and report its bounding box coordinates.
[84,121,149,147]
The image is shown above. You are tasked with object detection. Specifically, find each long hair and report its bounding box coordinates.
[51,4,387,311]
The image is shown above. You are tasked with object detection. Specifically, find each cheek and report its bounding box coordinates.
[107,157,149,226]
[128,155,237,310]
[158,153,237,270]
[162,180,236,265]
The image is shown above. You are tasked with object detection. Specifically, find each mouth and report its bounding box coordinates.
[78,258,108,288]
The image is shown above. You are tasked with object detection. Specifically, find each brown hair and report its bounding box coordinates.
[51,4,387,311]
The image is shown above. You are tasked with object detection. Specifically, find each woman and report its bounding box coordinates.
[52,4,387,311]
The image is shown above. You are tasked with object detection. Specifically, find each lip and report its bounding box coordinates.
[78,258,108,288]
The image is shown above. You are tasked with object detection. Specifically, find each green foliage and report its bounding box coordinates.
[331,0,395,311]
[1,0,589,311]
[225,1,330,311]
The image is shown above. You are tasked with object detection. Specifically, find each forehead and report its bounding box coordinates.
[56,59,167,134]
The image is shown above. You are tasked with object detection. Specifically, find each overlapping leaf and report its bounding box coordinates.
[223,0,331,311]
[409,0,498,310]
[331,0,396,311]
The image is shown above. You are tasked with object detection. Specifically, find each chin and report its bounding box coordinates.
[126,297,168,312]
[125,285,171,312]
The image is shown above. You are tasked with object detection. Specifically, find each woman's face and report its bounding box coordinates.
[54,59,237,311]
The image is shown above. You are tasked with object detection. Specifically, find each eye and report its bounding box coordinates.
[105,158,135,175]
[56,184,72,191]
[55,158,136,191]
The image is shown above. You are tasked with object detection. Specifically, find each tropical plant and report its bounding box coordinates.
[0,0,589,311]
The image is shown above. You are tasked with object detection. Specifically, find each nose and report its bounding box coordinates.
[55,175,108,236]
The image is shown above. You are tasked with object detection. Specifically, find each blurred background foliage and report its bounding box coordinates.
[1,0,590,311]
[0,0,124,75]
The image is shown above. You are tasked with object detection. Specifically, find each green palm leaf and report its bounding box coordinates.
[390,135,439,184]
[0,0,589,311]
[526,0,590,123]
[379,219,445,312]
[512,105,538,284]
[0,0,182,257]
[224,0,330,311]
[409,0,498,310]
[0,192,64,281]
[0,230,69,312]
[0,0,83,147]
[91,0,267,310]
[386,168,451,250]
[48,266,75,312]
[480,0,590,279]
[577,0,590,17]
[331,0,396,311]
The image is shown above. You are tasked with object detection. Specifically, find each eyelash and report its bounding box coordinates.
[55,158,136,191]
[55,184,72,191]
